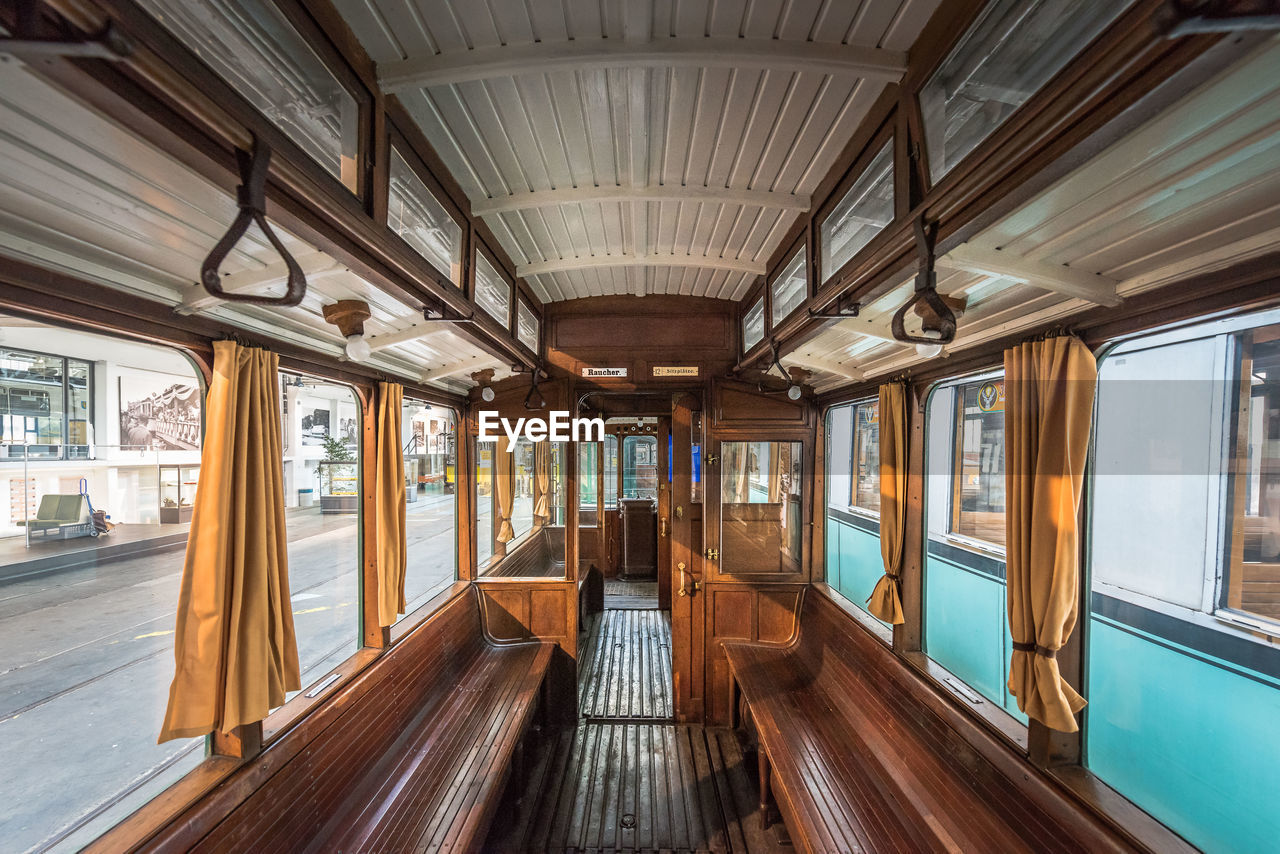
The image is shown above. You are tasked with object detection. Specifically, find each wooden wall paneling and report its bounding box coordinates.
[475,579,577,724]
[812,411,826,585]
[704,583,805,727]
[712,379,810,428]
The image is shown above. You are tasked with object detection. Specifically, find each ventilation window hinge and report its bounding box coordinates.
[705,548,719,561]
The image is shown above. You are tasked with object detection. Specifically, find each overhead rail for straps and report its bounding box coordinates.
[200,134,307,307]
[1157,0,1280,37]
[0,0,130,62]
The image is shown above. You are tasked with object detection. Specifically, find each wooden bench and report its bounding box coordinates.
[488,526,566,578]
[724,589,1137,854]
[140,586,551,854]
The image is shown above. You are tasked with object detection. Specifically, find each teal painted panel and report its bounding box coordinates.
[924,555,1008,708]
[825,518,842,593]
[1001,619,1028,723]
[836,522,884,612]
[1086,618,1280,854]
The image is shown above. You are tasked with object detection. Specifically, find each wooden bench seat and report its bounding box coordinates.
[487,526,566,577]
[143,586,551,854]
[724,589,1135,854]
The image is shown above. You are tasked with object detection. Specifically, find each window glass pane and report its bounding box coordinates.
[1086,315,1280,853]
[824,405,887,626]
[579,442,598,526]
[474,253,511,326]
[401,400,456,615]
[0,320,206,851]
[952,379,1006,546]
[923,378,1022,720]
[476,439,494,566]
[388,149,463,284]
[604,435,618,510]
[920,0,1126,185]
[821,141,894,283]
[743,296,764,350]
[279,373,360,692]
[0,348,65,458]
[511,439,534,541]
[770,249,807,328]
[622,436,658,501]
[517,300,539,353]
[853,400,881,513]
[721,441,803,574]
[137,0,360,192]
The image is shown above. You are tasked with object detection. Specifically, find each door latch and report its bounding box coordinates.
[705,548,719,561]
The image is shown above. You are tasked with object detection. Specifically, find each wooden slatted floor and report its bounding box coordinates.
[605,579,660,609]
[579,610,673,720]
[484,725,780,854]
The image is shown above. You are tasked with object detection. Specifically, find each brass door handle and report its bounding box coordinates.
[660,517,667,538]
[677,562,700,597]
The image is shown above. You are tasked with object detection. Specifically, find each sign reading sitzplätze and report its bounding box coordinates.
[652,366,699,377]
[581,367,628,378]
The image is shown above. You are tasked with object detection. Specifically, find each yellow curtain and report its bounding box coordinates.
[533,441,550,525]
[159,342,299,742]
[867,382,907,625]
[767,443,782,503]
[375,383,406,627]
[495,437,515,549]
[1005,336,1096,732]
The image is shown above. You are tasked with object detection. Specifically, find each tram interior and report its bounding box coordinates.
[0,0,1278,852]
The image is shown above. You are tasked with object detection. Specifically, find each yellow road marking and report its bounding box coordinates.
[134,630,173,639]
[294,606,331,615]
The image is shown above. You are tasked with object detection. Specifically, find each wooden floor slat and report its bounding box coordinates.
[605,580,660,609]
[579,610,674,720]
[485,724,779,854]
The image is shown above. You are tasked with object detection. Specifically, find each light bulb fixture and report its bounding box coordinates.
[322,300,372,363]
[915,329,944,359]
[769,342,809,400]
[471,369,497,403]
[787,384,803,400]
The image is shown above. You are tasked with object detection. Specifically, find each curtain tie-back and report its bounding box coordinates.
[1011,640,1058,659]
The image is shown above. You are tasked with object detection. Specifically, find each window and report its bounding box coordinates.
[517,299,539,354]
[0,320,206,852]
[388,148,463,285]
[476,439,494,566]
[721,441,803,574]
[279,373,361,692]
[852,399,881,513]
[401,400,456,615]
[743,296,764,350]
[579,442,598,526]
[604,434,618,510]
[511,439,535,541]
[919,0,1127,185]
[952,379,1006,546]
[474,252,511,326]
[137,0,360,192]
[821,141,894,283]
[825,404,887,627]
[1085,313,1280,853]
[0,347,94,460]
[475,437,565,575]
[770,249,807,328]
[622,435,658,500]
[923,375,1021,721]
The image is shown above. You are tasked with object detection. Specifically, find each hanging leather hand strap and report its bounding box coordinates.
[200,135,307,306]
[891,216,956,345]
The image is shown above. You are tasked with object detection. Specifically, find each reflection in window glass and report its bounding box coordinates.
[475,253,511,326]
[604,435,618,510]
[137,0,360,191]
[580,443,599,526]
[401,400,456,616]
[0,320,205,852]
[952,379,1005,546]
[389,149,463,285]
[476,439,494,567]
[623,436,658,500]
[511,439,535,541]
[517,299,539,353]
[923,377,1020,720]
[770,249,807,328]
[279,373,360,693]
[852,399,881,513]
[822,141,894,283]
[721,441,803,573]
[920,0,1126,184]
[1086,315,1280,853]
[743,296,764,350]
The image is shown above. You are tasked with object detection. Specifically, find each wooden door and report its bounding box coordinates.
[670,393,705,722]
[656,417,672,610]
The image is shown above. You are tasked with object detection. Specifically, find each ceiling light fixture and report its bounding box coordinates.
[322,300,373,363]
[471,369,497,402]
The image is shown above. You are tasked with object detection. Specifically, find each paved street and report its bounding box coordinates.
[0,493,456,854]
